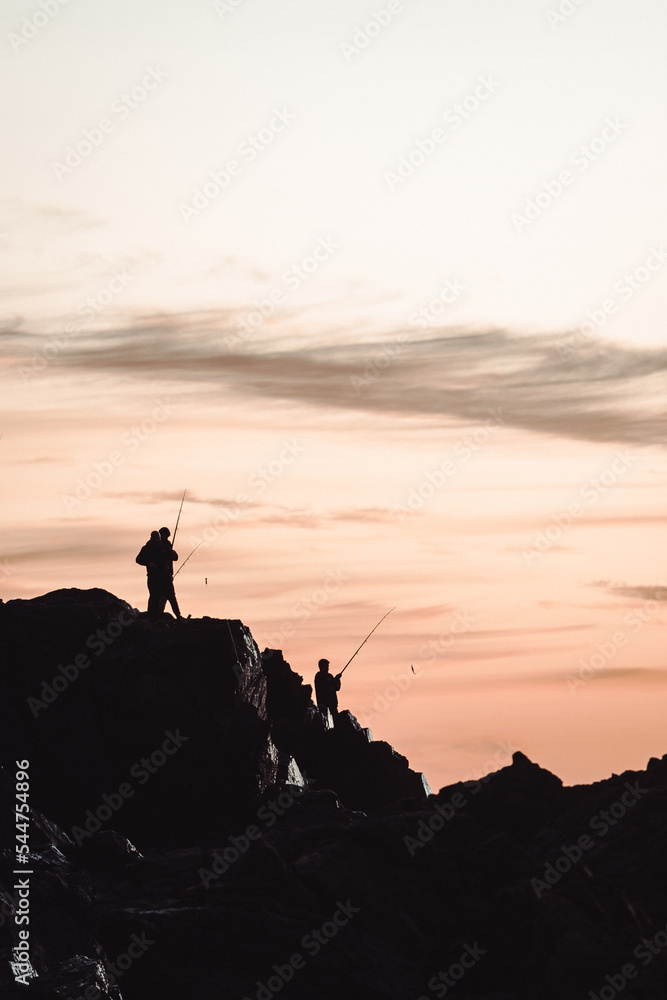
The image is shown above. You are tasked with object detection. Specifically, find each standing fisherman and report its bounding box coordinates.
[136,530,167,625]
[314,609,395,723]
[135,493,188,626]
[314,658,342,724]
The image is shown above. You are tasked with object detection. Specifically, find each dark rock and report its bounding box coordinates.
[1,590,279,845]
[72,831,143,873]
[260,647,431,811]
[2,589,667,999]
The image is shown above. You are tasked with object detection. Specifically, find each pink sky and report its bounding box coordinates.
[3,341,666,790]
[2,0,666,792]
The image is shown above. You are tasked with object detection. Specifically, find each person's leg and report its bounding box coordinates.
[168,581,181,618]
[147,586,160,624]
[148,571,168,622]
[165,581,181,617]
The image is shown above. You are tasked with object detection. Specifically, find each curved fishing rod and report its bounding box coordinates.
[339,607,396,676]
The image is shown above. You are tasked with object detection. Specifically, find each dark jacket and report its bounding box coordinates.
[314,670,341,713]
[136,537,170,586]
[160,538,178,579]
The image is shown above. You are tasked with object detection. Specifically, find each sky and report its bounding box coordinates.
[2,0,666,792]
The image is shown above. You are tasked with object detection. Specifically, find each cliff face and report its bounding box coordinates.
[2,590,667,1000]
[0,588,429,847]
[1,589,279,845]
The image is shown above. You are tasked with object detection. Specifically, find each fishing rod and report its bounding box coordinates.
[172,489,187,546]
[339,607,396,677]
[173,540,203,579]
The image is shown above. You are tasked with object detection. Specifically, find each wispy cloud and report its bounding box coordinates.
[0,198,103,237]
[11,455,72,465]
[7,317,667,446]
[585,667,667,683]
[106,491,399,527]
[602,582,667,602]
[423,666,667,692]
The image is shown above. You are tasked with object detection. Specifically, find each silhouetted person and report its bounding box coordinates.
[136,530,167,624]
[314,658,341,723]
[159,526,181,618]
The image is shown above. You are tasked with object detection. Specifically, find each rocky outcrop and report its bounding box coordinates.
[1,589,279,846]
[0,589,429,847]
[1,589,667,999]
[0,763,126,1000]
[261,647,431,810]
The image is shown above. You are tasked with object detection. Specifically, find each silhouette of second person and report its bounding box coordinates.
[158,526,181,619]
[314,658,341,723]
[136,530,167,624]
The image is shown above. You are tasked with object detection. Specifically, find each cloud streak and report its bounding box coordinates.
[603,583,667,602]
[106,491,395,527]
[9,317,667,446]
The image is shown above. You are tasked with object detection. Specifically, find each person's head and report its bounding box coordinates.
[150,530,160,542]
[318,658,330,673]
[159,526,170,538]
